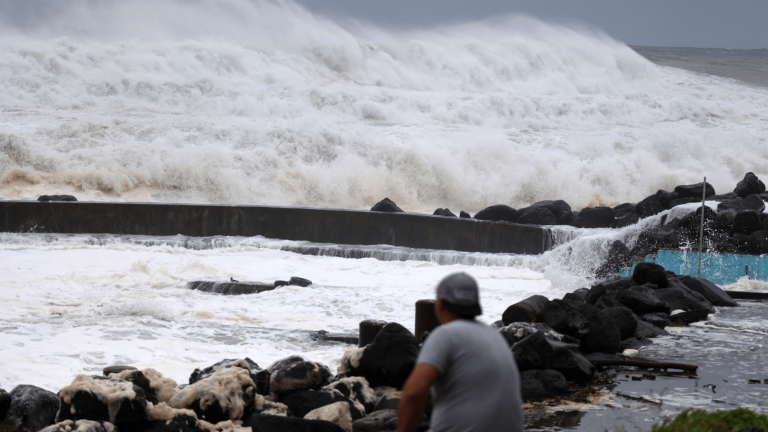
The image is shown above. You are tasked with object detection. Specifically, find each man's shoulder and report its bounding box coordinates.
[438,319,498,339]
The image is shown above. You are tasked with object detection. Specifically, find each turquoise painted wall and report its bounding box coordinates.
[620,250,768,285]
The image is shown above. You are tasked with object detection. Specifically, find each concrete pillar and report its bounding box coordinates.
[359,319,388,347]
[415,299,441,343]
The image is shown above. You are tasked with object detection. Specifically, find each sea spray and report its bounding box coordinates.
[1,0,766,210]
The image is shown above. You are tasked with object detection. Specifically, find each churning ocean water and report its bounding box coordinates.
[1,0,768,423]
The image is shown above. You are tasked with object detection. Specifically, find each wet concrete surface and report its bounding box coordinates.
[524,300,768,431]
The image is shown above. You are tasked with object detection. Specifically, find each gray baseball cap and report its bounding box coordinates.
[436,272,482,317]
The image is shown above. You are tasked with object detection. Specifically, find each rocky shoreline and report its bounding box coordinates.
[0,259,736,432]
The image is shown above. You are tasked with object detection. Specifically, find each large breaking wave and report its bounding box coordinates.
[1,0,767,211]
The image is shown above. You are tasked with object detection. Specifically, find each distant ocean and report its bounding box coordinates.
[633,46,768,88]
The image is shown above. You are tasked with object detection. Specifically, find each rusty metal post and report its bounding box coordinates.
[359,319,387,347]
[415,299,441,343]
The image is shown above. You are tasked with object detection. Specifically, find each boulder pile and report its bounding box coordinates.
[371,174,768,246]
[0,266,737,432]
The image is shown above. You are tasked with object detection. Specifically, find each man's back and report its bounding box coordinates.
[417,319,524,432]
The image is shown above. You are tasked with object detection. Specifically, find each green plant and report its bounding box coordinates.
[652,408,768,432]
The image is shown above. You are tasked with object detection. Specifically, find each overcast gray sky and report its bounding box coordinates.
[295,0,768,49]
[1,0,766,49]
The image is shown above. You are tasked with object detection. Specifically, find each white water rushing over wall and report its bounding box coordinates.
[1,0,767,211]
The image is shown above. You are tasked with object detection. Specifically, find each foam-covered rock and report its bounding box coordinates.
[189,358,269,396]
[520,370,569,401]
[372,387,401,412]
[39,420,116,432]
[270,360,332,397]
[109,368,179,404]
[279,390,364,420]
[323,378,376,414]
[370,198,403,213]
[169,367,255,423]
[145,414,205,432]
[339,323,418,389]
[243,414,346,432]
[7,385,60,432]
[498,322,576,346]
[57,375,147,426]
[304,402,352,432]
[252,395,291,417]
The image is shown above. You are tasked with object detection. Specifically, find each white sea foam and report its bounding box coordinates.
[1,0,766,211]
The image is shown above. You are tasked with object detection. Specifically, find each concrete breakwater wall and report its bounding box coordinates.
[0,201,552,255]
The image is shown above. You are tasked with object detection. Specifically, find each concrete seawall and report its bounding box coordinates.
[0,201,552,254]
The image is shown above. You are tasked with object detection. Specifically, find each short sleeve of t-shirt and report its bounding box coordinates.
[416,326,454,374]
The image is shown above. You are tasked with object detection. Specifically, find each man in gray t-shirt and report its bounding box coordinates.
[397,273,524,432]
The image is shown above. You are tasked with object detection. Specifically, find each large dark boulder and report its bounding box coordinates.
[632,262,669,288]
[459,210,471,218]
[641,312,672,329]
[552,349,595,385]
[602,307,638,340]
[370,198,403,213]
[57,376,147,426]
[571,207,615,229]
[669,197,701,208]
[7,385,59,432]
[585,277,637,305]
[636,192,665,219]
[473,204,519,223]
[733,211,763,235]
[612,211,640,228]
[658,191,678,210]
[614,285,671,315]
[169,368,255,423]
[634,320,670,338]
[718,195,766,219]
[0,389,10,422]
[37,195,77,202]
[519,200,573,225]
[520,370,569,401]
[595,241,633,278]
[734,172,766,198]
[278,389,364,420]
[511,332,556,371]
[341,322,419,389]
[517,208,557,225]
[635,226,678,252]
[270,360,332,397]
[432,208,457,217]
[751,231,768,254]
[350,409,430,432]
[501,295,549,325]
[675,182,715,199]
[676,276,738,307]
[655,286,715,314]
[574,303,622,354]
[243,414,346,432]
[538,300,590,339]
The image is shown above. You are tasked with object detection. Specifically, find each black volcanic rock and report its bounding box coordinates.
[571,207,615,228]
[517,208,557,225]
[519,200,573,225]
[675,182,715,199]
[473,204,519,223]
[370,198,403,213]
[734,172,766,198]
